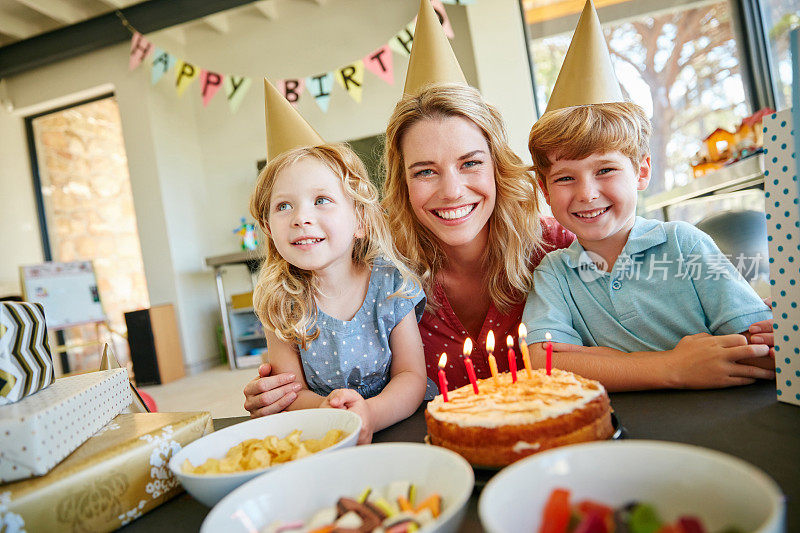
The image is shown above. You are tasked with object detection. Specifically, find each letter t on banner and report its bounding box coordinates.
[364,45,394,85]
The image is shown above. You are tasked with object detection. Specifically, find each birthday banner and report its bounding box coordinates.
[127,0,470,114]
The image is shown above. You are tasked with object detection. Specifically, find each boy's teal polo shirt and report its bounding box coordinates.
[522,217,772,351]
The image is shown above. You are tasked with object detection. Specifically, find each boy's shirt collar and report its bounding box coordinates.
[561,217,667,270]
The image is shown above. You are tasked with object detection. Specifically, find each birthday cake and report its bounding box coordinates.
[424,369,613,467]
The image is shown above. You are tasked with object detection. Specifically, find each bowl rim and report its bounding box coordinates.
[478,439,785,533]
[201,442,475,532]
[168,408,362,481]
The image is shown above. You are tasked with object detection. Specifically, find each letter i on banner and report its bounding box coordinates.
[277,79,305,106]
[336,61,365,103]
[151,48,177,85]
[390,22,415,57]
[225,76,252,113]
[199,70,224,106]
[364,44,394,85]
[306,73,334,112]
[175,61,199,96]
[129,32,153,70]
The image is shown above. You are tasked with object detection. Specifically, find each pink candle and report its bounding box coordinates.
[462,338,479,394]
[438,353,449,402]
[545,332,553,376]
[506,335,517,383]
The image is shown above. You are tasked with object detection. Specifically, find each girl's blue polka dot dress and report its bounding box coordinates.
[764,110,800,405]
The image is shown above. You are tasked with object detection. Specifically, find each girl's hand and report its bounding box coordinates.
[664,333,774,389]
[749,320,775,358]
[320,389,374,445]
[243,363,301,418]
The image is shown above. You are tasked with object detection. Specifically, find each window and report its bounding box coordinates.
[760,0,800,109]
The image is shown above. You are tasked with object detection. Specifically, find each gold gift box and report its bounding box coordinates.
[0,411,213,531]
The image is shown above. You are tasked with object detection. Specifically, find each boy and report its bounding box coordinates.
[522,101,775,391]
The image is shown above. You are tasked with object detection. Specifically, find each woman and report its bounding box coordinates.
[244,83,572,416]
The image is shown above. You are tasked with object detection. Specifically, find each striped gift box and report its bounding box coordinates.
[0,301,55,405]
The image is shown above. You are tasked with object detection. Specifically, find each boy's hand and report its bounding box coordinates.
[320,389,374,445]
[748,319,775,358]
[665,333,774,388]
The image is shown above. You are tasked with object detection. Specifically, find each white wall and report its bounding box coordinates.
[0,0,534,372]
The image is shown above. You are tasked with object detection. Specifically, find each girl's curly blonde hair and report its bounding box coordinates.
[250,143,420,349]
[383,83,545,313]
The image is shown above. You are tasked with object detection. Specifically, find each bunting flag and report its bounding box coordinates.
[126,0,473,115]
[150,48,176,85]
[390,21,416,57]
[225,75,252,113]
[335,61,365,103]
[364,44,394,85]
[199,70,224,106]
[306,72,334,112]
[277,78,306,107]
[129,32,153,70]
[175,61,199,96]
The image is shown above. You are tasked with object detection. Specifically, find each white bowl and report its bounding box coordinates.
[479,440,785,533]
[201,443,474,533]
[168,409,361,507]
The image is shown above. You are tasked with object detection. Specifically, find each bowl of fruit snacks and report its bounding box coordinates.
[478,440,784,533]
[169,408,361,506]
[200,442,474,532]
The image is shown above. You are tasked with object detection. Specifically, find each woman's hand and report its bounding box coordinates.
[243,363,301,418]
[321,388,374,445]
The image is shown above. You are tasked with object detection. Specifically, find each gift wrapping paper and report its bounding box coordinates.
[0,411,213,532]
[763,108,800,406]
[0,369,131,482]
[0,302,54,405]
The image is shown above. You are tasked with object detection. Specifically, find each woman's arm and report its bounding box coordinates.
[529,332,773,391]
[364,311,427,432]
[263,329,327,410]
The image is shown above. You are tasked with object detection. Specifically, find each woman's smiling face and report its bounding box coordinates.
[400,115,496,251]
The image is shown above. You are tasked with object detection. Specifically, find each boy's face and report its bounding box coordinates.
[539,151,651,249]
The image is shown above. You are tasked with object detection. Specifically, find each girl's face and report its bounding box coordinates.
[267,157,364,274]
[400,116,496,252]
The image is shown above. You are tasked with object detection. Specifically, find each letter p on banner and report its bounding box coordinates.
[199,70,224,106]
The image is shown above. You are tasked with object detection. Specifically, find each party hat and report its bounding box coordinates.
[264,78,324,161]
[543,0,623,114]
[402,0,466,95]
[98,343,150,413]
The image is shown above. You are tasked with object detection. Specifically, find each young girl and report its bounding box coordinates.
[250,143,430,444]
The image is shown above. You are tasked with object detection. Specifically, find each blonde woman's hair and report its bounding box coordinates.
[250,143,420,349]
[528,102,652,184]
[383,83,545,313]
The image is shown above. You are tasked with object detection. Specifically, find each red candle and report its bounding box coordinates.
[545,331,553,376]
[438,353,449,402]
[506,335,517,383]
[462,338,479,394]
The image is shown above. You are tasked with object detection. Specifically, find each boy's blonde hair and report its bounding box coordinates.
[250,143,420,349]
[528,102,652,183]
[383,83,545,313]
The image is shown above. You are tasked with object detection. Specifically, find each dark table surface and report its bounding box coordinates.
[123,380,799,532]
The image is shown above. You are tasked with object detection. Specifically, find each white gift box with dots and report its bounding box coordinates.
[763,109,800,407]
[0,368,131,482]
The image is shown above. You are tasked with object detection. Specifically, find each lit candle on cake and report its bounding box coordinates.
[506,335,517,383]
[462,338,479,394]
[486,330,498,384]
[437,353,449,402]
[545,332,553,376]
[518,323,533,379]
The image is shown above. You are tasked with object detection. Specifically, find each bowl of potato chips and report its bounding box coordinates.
[169,408,361,506]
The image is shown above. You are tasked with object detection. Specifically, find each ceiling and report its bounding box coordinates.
[0,0,291,48]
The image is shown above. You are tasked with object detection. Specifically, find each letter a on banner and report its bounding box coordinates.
[225,76,252,113]
[175,61,199,96]
[364,44,394,85]
[129,32,153,70]
[277,79,305,106]
[306,72,334,113]
[151,48,177,85]
[199,70,224,106]
[336,61,365,103]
